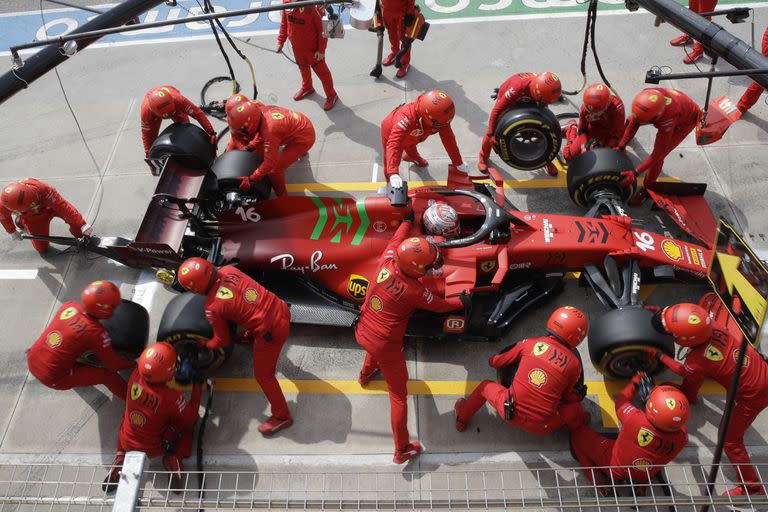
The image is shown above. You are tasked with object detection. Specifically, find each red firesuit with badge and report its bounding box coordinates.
[455,336,584,434]
[617,88,701,187]
[27,302,133,398]
[563,95,626,162]
[657,293,768,488]
[243,105,316,197]
[381,99,462,180]
[479,73,537,163]
[738,26,768,113]
[356,220,462,452]
[381,0,416,69]
[140,85,215,156]
[204,265,291,420]
[0,178,87,253]
[117,369,202,458]
[277,1,336,99]
[570,379,688,484]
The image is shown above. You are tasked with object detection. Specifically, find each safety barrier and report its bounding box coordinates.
[1,453,767,511]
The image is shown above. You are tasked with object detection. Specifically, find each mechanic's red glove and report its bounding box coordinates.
[205,339,222,351]
[641,348,661,361]
[643,304,662,313]
[631,372,647,387]
[238,176,252,192]
[613,146,626,152]
[618,170,636,188]
[488,355,501,368]
[210,133,217,147]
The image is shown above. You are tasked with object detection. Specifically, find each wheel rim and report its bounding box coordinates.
[510,127,549,163]
[606,350,661,378]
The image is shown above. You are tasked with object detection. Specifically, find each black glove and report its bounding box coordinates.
[403,13,415,27]
[491,87,499,100]
[192,370,207,385]
[459,290,471,308]
[404,209,415,222]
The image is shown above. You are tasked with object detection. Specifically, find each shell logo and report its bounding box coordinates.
[370,296,383,312]
[661,239,683,262]
[633,458,652,469]
[244,288,259,304]
[528,368,547,388]
[46,331,63,348]
[129,411,146,427]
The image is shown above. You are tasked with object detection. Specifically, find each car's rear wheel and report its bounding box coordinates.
[147,122,217,170]
[588,307,674,378]
[209,150,272,201]
[566,148,636,208]
[493,105,561,170]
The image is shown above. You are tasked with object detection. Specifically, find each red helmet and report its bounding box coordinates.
[417,90,455,130]
[1,182,40,212]
[531,72,562,104]
[632,89,667,123]
[178,257,216,294]
[146,87,177,119]
[395,237,439,278]
[138,343,177,384]
[583,83,611,113]
[546,306,588,348]
[646,385,690,431]
[81,280,121,319]
[661,303,712,347]
[422,203,459,237]
[225,93,248,116]
[227,100,262,136]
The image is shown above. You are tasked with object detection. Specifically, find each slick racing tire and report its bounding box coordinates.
[495,342,585,399]
[157,293,234,372]
[588,307,674,379]
[148,122,217,170]
[566,148,636,208]
[79,300,150,367]
[493,105,561,170]
[210,150,271,200]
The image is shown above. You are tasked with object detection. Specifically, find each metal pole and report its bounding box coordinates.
[0,0,165,105]
[647,67,768,83]
[629,0,768,88]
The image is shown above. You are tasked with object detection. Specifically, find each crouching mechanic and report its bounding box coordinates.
[649,302,768,496]
[1,179,93,254]
[381,90,468,190]
[570,376,689,493]
[357,213,464,463]
[141,85,216,162]
[177,258,293,435]
[616,88,701,203]
[478,72,562,175]
[27,281,133,398]
[230,100,316,197]
[104,343,203,492]
[454,306,588,435]
[562,83,625,162]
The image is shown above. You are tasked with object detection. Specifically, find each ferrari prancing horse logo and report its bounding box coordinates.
[377,268,391,283]
[216,287,234,300]
[637,427,654,447]
[704,344,724,362]
[130,383,142,401]
[533,342,549,356]
[59,306,78,320]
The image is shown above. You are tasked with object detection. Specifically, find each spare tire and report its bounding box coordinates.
[79,300,149,367]
[493,105,561,170]
[148,122,217,170]
[566,148,636,208]
[210,150,271,200]
[588,307,674,379]
[157,293,233,372]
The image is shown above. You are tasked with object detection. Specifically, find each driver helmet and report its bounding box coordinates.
[138,343,177,384]
[423,203,459,238]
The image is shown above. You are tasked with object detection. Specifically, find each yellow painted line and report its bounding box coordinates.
[201,377,724,429]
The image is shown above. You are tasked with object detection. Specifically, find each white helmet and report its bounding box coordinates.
[423,203,459,238]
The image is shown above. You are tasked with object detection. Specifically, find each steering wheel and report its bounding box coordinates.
[433,189,514,249]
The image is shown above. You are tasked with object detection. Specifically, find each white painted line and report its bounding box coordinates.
[130,268,161,312]
[371,162,379,183]
[0,269,38,279]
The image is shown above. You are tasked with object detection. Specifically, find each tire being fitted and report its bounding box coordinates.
[493,105,561,170]
[148,122,217,170]
[210,150,271,200]
[80,300,149,367]
[566,148,636,208]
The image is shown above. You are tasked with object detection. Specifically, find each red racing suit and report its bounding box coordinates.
[563,95,626,162]
[117,369,202,458]
[27,302,133,398]
[479,73,537,162]
[140,85,215,156]
[356,220,462,451]
[242,106,316,197]
[658,299,768,486]
[570,380,688,484]
[617,88,701,186]
[226,102,266,154]
[738,26,768,113]
[381,98,463,180]
[456,336,585,434]
[0,178,87,253]
[278,1,336,98]
[204,265,291,419]
[380,0,416,67]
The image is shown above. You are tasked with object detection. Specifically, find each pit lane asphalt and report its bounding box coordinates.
[1,3,767,489]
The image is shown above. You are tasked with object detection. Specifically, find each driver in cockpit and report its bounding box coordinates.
[421,203,460,239]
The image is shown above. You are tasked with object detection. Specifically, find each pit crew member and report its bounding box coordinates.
[380,0,416,78]
[737,25,768,114]
[670,0,718,64]
[177,258,293,436]
[562,83,625,162]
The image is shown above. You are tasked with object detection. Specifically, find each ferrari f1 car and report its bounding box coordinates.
[30,121,723,378]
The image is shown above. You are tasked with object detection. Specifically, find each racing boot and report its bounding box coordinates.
[403,154,428,167]
[723,484,766,496]
[293,87,316,101]
[670,34,691,46]
[162,455,185,494]
[382,52,397,67]
[395,63,410,79]
[454,398,468,432]
[393,441,423,464]
[477,155,489,174]
[258,415,293,436]
[545,162,559,177]
[683,43,704,64]
[358,368,380,387]
[102,452,125,494]
[323,94,339,111]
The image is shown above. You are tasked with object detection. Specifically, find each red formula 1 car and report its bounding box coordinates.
[29,123,722,378]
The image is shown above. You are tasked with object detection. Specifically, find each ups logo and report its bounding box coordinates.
[347,275,369,300]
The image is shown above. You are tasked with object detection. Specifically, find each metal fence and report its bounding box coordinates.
[2,453,768,511]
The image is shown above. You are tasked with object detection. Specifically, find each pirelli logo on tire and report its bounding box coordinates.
[347,275,369,300]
